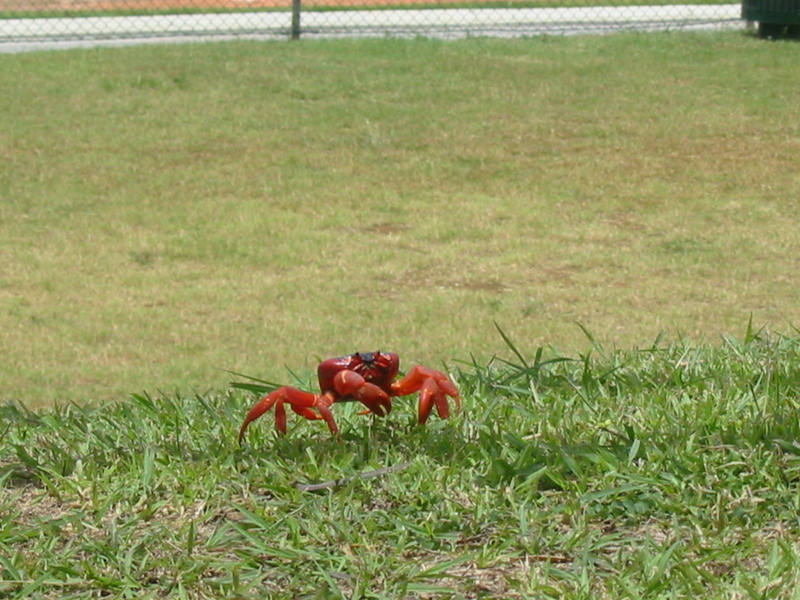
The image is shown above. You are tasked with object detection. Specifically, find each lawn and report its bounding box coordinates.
[5,326,800,598]
[2,32,799,408]
[3,30,800,599]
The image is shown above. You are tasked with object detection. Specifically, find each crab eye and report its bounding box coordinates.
[362,352,376,363]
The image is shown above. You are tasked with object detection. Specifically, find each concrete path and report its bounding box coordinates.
[0,4,743,52]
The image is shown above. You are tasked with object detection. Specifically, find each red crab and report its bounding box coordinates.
[238,351,460,441]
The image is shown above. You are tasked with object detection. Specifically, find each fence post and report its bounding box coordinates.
[291,0,301,39]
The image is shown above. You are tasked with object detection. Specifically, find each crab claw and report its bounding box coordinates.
[332,370,393,418]
[238,387,338,442]
[390,366,461,425]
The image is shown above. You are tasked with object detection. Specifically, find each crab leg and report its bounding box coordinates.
[238,387,338,441]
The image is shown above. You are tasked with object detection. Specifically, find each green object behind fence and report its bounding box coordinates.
[742,0,800,37]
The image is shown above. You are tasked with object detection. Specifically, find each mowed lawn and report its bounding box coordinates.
[3,30,800,600]
[1,32,799,407]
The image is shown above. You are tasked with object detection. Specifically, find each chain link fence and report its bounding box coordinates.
[0,0,744,44]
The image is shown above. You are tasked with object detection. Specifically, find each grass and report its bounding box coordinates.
[2,32,800,410]
[4,30,800,600]
[5,325,800,598]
